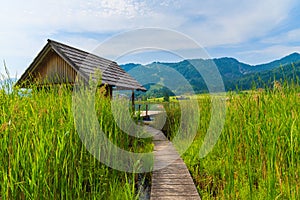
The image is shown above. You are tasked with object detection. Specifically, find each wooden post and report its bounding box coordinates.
[104,85,113,99]
[109,85,113,99]
[131,90,135,113]
[146,104,148,117]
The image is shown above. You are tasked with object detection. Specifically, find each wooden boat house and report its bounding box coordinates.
[15,39,146,100]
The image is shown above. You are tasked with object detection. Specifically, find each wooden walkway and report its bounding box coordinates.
[145,126,201,200]
[139,110,164,117]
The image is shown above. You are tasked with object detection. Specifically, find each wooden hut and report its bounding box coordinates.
[15,39,146,102]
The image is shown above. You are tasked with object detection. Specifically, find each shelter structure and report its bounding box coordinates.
[15,39,146,105]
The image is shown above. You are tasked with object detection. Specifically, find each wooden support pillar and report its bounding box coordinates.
[109,85,113,99]
[100,84,113,99]
[104,85,113,99]
[131,90,135,113]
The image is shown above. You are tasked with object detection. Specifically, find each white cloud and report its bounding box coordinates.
[262,28,300,44]
[0,0,299,75]
[180,0,295,47]
[0,0,155,74]
[237,45,300,65]
[89,28,211,61]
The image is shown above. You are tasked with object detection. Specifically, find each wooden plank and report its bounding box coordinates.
[151,184,198,190]
[153,167,188,174]
[150,196,200,200]
[151,190,199,197]
[152,173,193,179]
[146,126,201,200]
[151,179,195,185]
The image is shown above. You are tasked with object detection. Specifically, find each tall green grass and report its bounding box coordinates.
[0,81,151,199]
[163,81,299,199]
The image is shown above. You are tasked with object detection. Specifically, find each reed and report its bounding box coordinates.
[0,78,151,199]
[163,80,299,199]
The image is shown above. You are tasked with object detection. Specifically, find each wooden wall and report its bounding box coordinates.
[33,50,77,84]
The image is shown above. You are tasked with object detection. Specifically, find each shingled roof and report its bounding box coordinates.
[16,39,146,91]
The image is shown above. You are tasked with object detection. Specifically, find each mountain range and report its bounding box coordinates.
[2,53,300,96]
[121,52,300,96]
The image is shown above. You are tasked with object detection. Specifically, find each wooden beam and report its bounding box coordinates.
[105,85,113,99]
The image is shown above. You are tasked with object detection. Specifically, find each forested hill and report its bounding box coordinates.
[121,53,300,94]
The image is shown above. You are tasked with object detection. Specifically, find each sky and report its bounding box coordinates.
[1,0,300,77]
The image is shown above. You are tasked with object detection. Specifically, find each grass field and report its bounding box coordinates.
[162,81,299,199]
[1,72,299,199]
[0,81,152,199]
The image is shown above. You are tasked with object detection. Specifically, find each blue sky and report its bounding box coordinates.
[1,0,300,77]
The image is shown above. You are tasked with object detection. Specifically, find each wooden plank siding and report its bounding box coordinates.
[34,51,77,84]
